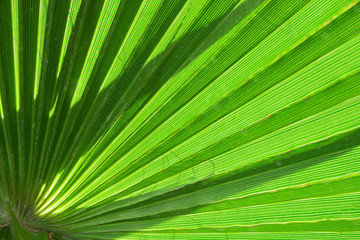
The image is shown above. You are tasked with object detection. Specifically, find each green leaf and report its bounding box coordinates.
[0,0,360,239]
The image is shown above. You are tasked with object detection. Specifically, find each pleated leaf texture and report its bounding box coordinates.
[0,0,360,239]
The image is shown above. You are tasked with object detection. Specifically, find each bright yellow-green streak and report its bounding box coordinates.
[48,95,58,118]
[56,0,82,78]
[0,94,4,119]
[70,0,122,108]
[34,0,49,100]
[36,156,84,215]
[99,0,159,92]
[11,0,20,111]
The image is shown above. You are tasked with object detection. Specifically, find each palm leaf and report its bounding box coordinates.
[0,0,359,239]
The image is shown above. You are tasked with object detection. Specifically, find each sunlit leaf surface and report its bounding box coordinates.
[0,0,360,239]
